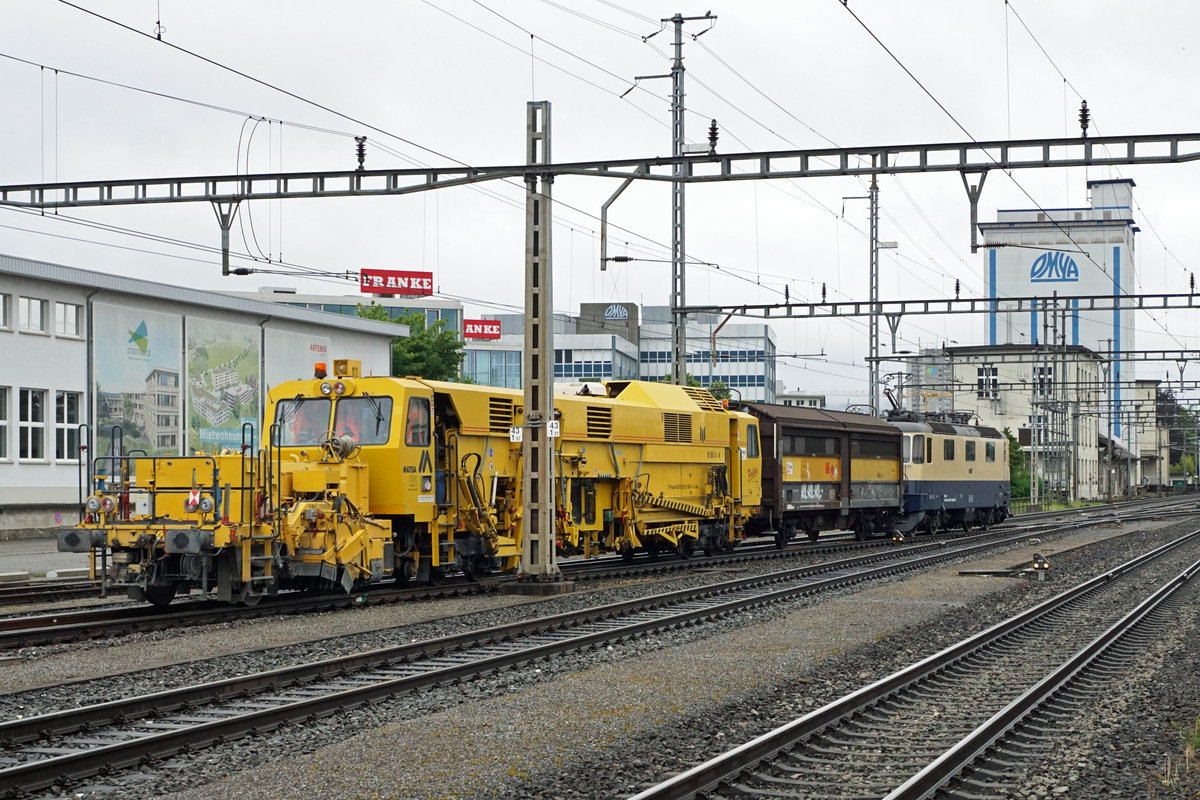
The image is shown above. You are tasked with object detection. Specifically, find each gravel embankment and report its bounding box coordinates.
[14,519,1198,800]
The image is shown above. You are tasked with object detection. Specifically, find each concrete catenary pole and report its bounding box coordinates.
[520,101,560,579]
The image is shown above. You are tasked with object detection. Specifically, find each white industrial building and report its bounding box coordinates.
[982,178,1137,439]
[0,255,401,535]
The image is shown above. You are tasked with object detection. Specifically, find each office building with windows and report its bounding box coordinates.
[461,302,776,401]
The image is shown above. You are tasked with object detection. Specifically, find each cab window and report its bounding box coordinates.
[904,434,925,464]
[966,440,977,462]
[986,442,996,462]
[404,397,431,447]
[943,439,955,461]
[274,397,331,446]
[334,396,393,446]
[746,425,760,458]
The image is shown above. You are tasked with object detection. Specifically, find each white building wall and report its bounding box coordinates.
[0,274,90,519]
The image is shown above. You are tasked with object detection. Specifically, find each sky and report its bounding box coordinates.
[2,0,1199,408]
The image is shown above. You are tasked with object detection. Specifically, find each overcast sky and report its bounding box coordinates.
[3,1,1198,406]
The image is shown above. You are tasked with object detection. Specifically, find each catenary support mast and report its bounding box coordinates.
[520,101,559,579]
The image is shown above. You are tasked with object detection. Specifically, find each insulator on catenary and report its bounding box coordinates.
[708,119,719,152]
[1078,101,1090,139]
[355,136,367,171]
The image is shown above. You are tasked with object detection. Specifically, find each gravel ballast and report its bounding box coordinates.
[13,519,1200,799]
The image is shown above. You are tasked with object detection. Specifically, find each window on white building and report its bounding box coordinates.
[0,293,10,329]
[0,386,8,459]
[1034,366,1054,398]
[18,297,47,333]
[976,367,998,399]
[56,391,81,461]
[55,302,82,337]
[19,388,46,460]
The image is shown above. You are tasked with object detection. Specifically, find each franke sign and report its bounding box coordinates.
[359,269,434,295]
[463,319,502,339]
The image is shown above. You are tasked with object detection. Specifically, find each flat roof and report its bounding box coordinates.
[0,253,407,338]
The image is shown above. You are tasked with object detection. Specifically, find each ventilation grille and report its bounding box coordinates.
[489,397,514,434]
[683,387,725,412]
[586,406,612,439]
[663,412,693,443]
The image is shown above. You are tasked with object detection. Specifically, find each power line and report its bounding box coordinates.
[837,0,1187,352]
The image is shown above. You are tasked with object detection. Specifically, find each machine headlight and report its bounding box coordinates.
[332,380,346,395]
[99,495,116,513]
[319,381,333,396]
[85,496,101,512]
[199,496,215,513]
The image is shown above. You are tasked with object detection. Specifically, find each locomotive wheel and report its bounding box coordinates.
[807,529,820,543]
[145,583,177,607]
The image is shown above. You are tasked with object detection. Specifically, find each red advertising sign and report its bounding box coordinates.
[359,268,434,295]
[463,319,502,339]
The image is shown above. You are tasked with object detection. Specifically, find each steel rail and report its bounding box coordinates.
[0,581,97,606]
[0,527,1071,795]
[0,581,498,649]
[627,529,1200,800]
[885,555,1200,799]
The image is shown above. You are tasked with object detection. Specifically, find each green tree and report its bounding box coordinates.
[357,303,465,380]
[1003,427,1031,499]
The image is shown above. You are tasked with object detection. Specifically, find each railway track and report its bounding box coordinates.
[0,579,98,606]
[628,531,1200,800]
[0,580,500,650]
[0,522,1144,797]
[0,496,1180,651]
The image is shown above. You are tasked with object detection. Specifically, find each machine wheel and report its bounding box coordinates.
[854,518,871,542]
[145,583,177,607]
[464,557,487,583]
[620,544,635,562]
[676,537,695,559]
[427,567,445,586]
[645,539,661,561]
[237,586,264,607]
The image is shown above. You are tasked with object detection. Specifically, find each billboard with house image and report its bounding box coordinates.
[186,318,261,453]
[92,303,182,464]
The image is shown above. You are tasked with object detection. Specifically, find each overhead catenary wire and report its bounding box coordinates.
[837,0,1188,353]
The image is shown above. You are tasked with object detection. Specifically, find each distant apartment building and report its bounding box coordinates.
[141,368,180,451]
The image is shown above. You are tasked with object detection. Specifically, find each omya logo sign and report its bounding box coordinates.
[604,303,630,320]
[1030,251,1079,282]
[463,319,501,339]
[359,268,434,295]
